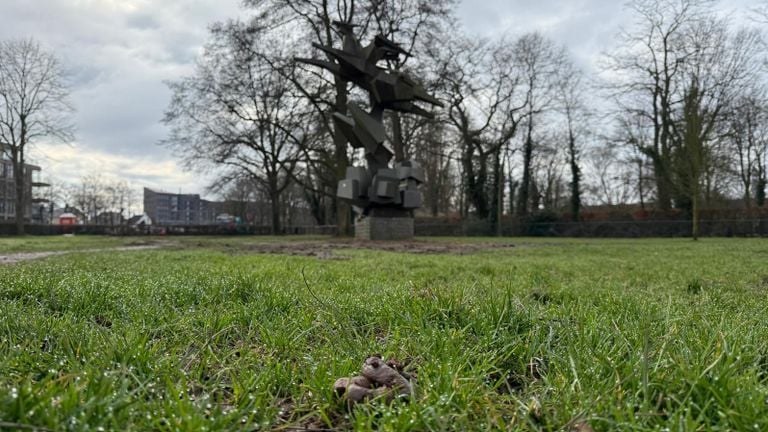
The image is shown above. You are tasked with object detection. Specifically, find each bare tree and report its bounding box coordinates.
[104,180,136,224]
[515,33,567,217]
[602,0,764,239]
[556,60,589,221]
[411,118,456,216]
[728,94,767,210]
[670,17,764,239]
[239,0,454,235]
[70,174,107,223]
[752,1,768,23]
[218,176,259,224]
[601,0,712,211]
[584,144,636,206]
[0,39,74,234]
[436,34,527,225]
[163,25,305,234]
[535,135,566,212]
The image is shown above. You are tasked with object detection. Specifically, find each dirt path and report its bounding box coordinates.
[0,244,165,265]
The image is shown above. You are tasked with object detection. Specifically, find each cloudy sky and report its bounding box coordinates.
[0,0,758,200]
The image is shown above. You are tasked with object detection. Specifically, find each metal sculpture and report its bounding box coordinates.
[296,22,442,226]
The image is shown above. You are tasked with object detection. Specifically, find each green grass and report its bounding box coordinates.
[2,237,768,431]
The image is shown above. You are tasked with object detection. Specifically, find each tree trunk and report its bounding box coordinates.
[692,187,699,241]
[506,152,516,216]
[517,123,534,216]
[489,150,503,236]
[508,181,517,216]
[568,130,581,222]
[270,191,281,235]
[463,139,489,218]
[649,153,671,211]
[637,159,645,210]
[333,77,352,236]
[473,155,489,219]
[756,177,766,207]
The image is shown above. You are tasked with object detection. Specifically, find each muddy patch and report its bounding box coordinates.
[0,244,168,265]
[240,240,517,259]
[0,251,68,265]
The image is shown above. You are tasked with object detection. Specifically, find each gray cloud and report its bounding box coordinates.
[126,12,161,31]
[457,0,757,72]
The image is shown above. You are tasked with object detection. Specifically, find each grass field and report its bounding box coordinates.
[2,236,768,431]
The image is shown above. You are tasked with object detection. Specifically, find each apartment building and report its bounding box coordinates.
[143,188,219,225]
[0,157,44,222]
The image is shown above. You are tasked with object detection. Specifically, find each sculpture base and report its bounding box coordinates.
[355,213,414,241]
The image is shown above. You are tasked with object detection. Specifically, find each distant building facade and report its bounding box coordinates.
[143,188,220,225]
[143,187,319,228]
[0,156,45,222]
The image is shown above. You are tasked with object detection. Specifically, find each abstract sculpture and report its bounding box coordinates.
[296,22,442,239]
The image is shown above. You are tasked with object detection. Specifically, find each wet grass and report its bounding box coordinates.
[2,237,768,431]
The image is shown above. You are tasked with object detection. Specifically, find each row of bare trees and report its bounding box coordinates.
[161,0,768,237]
[3,1,767,235]
[603,0,766,238]
[36,174,138,225]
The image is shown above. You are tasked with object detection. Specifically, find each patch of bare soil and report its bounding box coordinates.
[0,243,168,265]
[0,251,67,264]
[241,240,517,259]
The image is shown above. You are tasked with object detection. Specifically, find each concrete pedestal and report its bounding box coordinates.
[355,215,414,241]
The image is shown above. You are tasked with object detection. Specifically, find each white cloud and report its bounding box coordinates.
[1,0,241,196]
[32,141,217,197]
